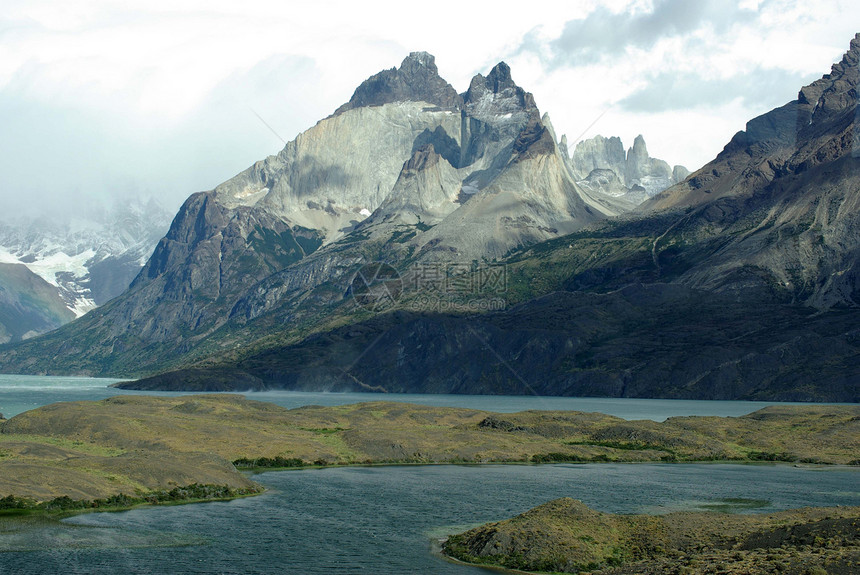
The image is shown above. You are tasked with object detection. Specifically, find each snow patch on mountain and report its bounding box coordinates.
[0,198,172,318]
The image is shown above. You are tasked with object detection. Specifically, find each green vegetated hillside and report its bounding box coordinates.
[0,396,857,503]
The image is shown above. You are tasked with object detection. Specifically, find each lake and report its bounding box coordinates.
[0,375,857,573]
[1,464,858,574]
[0,374,845,421]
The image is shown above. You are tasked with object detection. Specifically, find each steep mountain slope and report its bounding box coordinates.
[0,263,75,343]
[639,33,860,308]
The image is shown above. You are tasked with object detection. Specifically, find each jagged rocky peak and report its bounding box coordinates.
[541,113,557,141]
[730,33,860,159]
[628,134,648,158]
[463,61,536,119]
[558,134,570,156]
[798,32,859,123]
[334,51,462,115]
[511,112,555,160]
[625,134,652,181]
[477,61,516,93]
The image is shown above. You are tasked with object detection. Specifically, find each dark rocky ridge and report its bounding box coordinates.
[334,51,462,115]
[462,61,536,111]
[641,33,860,309]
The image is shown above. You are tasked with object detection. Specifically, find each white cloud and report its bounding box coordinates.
[0,0,858,217]
[508,0,860,169]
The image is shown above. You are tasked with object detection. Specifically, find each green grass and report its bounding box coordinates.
[0,484,263,518]
[0,434,126,457]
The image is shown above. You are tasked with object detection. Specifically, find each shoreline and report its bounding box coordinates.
[237,458,860,473]
[0,484,265,521]
[4,459,856,524]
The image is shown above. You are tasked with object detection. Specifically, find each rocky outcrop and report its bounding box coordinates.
[625,134,677,196]
[569,135,627,181]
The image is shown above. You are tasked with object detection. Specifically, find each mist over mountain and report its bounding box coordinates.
[1,38,858,401]
[0,263,74,344]
[0,198,171,341]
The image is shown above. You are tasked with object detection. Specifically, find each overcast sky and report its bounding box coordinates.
[1,0,858,219]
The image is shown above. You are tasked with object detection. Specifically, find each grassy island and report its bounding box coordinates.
[0,395,857,511]
[444,498,860,574]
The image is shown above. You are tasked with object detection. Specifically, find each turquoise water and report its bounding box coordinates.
[1,464,858,573]
[0,374,842,421]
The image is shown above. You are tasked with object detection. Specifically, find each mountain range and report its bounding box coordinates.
[0,199,171,343]
[1,36,858,402]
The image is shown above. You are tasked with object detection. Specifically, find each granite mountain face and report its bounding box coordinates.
[567,134,690,209]
[2,40,858,401]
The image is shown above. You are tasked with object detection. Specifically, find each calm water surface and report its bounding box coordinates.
[0,374,843,421]
[1,464,857,574]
